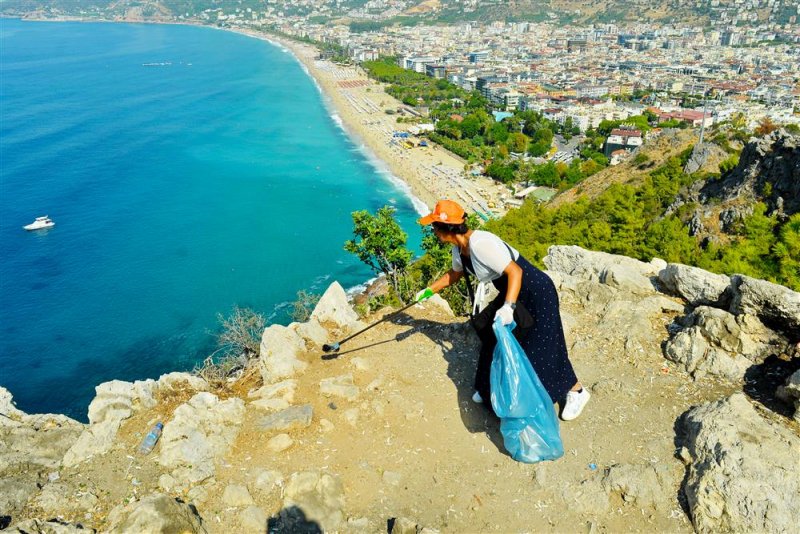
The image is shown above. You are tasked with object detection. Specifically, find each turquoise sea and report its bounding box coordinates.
[0,19,423,421]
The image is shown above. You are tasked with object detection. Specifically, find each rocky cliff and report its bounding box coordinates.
[686,129,800,240]
[2,245,799,533]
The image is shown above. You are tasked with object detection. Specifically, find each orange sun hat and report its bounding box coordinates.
[418,199,466,225]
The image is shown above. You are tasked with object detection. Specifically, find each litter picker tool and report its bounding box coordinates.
[322,299,419,353]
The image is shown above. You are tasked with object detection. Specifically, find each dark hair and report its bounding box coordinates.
[432,221,469,235]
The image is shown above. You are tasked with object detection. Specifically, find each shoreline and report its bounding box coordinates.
[230,28,508,219]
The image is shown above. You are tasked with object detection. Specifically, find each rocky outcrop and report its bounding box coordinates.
[106,492,205,533]
[0,388,83,522]
[663,306,787,380]
[700,129,800,217]
[3,246,798,532]
[62,373,209,467]
[658,263,731,307]
[157,392,245,485]
[680,393,800,533]
[730,274,800,334]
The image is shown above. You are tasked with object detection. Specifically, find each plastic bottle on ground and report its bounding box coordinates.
[137,422,164,455]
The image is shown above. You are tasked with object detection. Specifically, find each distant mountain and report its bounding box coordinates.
[2,0,797,26]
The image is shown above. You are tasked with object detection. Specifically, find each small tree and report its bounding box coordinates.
[344,206,413,295]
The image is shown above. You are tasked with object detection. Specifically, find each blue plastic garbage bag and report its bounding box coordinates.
[490,318,564,463]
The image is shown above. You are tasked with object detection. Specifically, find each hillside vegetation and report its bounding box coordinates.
[486,130,800,291]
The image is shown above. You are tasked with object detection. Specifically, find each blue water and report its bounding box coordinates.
[0,19,423,421]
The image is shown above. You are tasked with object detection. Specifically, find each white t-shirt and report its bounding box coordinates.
[452,230,520,283]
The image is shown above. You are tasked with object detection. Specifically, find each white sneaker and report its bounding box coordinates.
[561,388,590,421]
[471,391,484,404]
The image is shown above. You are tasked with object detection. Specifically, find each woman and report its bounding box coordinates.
[415,200,589,420]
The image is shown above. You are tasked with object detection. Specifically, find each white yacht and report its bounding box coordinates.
[23,216,55,231]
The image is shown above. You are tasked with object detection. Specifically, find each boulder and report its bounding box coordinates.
[730,275,800,334]
[600,263,658,295]
[156,372,209,394]
[259,324,308,384]
[281,471,345,532]
[249,379,297,412]
[240,506,268,532]
[106,492,204,533]
[680,393,800,533]
[222,484,254,507]
[658,263,731,306]
[157,392,245,484]
[543,245,662,282]
[311,282,359,328]
[257,405,313,432]
[319,374,359,401]
[291,317,329,347]
[663,306,784,380]
[62,379,157,467]
[0,389,83,519]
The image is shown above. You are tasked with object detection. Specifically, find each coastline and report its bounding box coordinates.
[232,27,507,219]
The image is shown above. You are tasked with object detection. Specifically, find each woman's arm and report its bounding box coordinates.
[502,261,522,304]
[430,269,463,293]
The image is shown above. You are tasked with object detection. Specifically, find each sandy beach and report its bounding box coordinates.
[237,30,508,219]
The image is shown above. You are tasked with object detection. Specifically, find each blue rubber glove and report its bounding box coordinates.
[415,287,434,303]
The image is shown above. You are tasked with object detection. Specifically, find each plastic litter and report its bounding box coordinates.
[137,422,163,455]
[490,317,564,463]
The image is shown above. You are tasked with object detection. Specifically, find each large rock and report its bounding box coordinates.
[311,281,359,328]
[543,245,663,290]
[663,306,785,380]
[730,275,800,334]
[658,263,731,306]
[680,393,800,533]
[62,379,158,467]
[0,388,83,519]
[259,324,308,384]
[5,519,89,533]
[157,392,245,484]
[106,492,204,533]
[280,471,345,532]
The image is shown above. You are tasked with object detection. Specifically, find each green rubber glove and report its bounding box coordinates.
[415,287,434,303]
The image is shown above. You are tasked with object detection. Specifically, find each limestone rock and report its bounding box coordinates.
[544,245,662,281]
[106,492,204,533]
[658,263,731,306]
[267,433,294,452]
[259,324,308,384]
[320,374,359,401]
[223,484,254,507]
[419,294,454,316]
[281,471,345,532]
[257,404,313,432]
[251,469,283,494]
[157,392,245,484]
[681,393,800,533]
[291,317,329,347]
[730,274,800,334]
[0,389,83,519]
[62,378,161,467]
[311,281,359,328]
[156,372,209,394]
[249,379,297,412]
[662,306,779,380]
[600,263,657,295]
[240,506,268,532]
